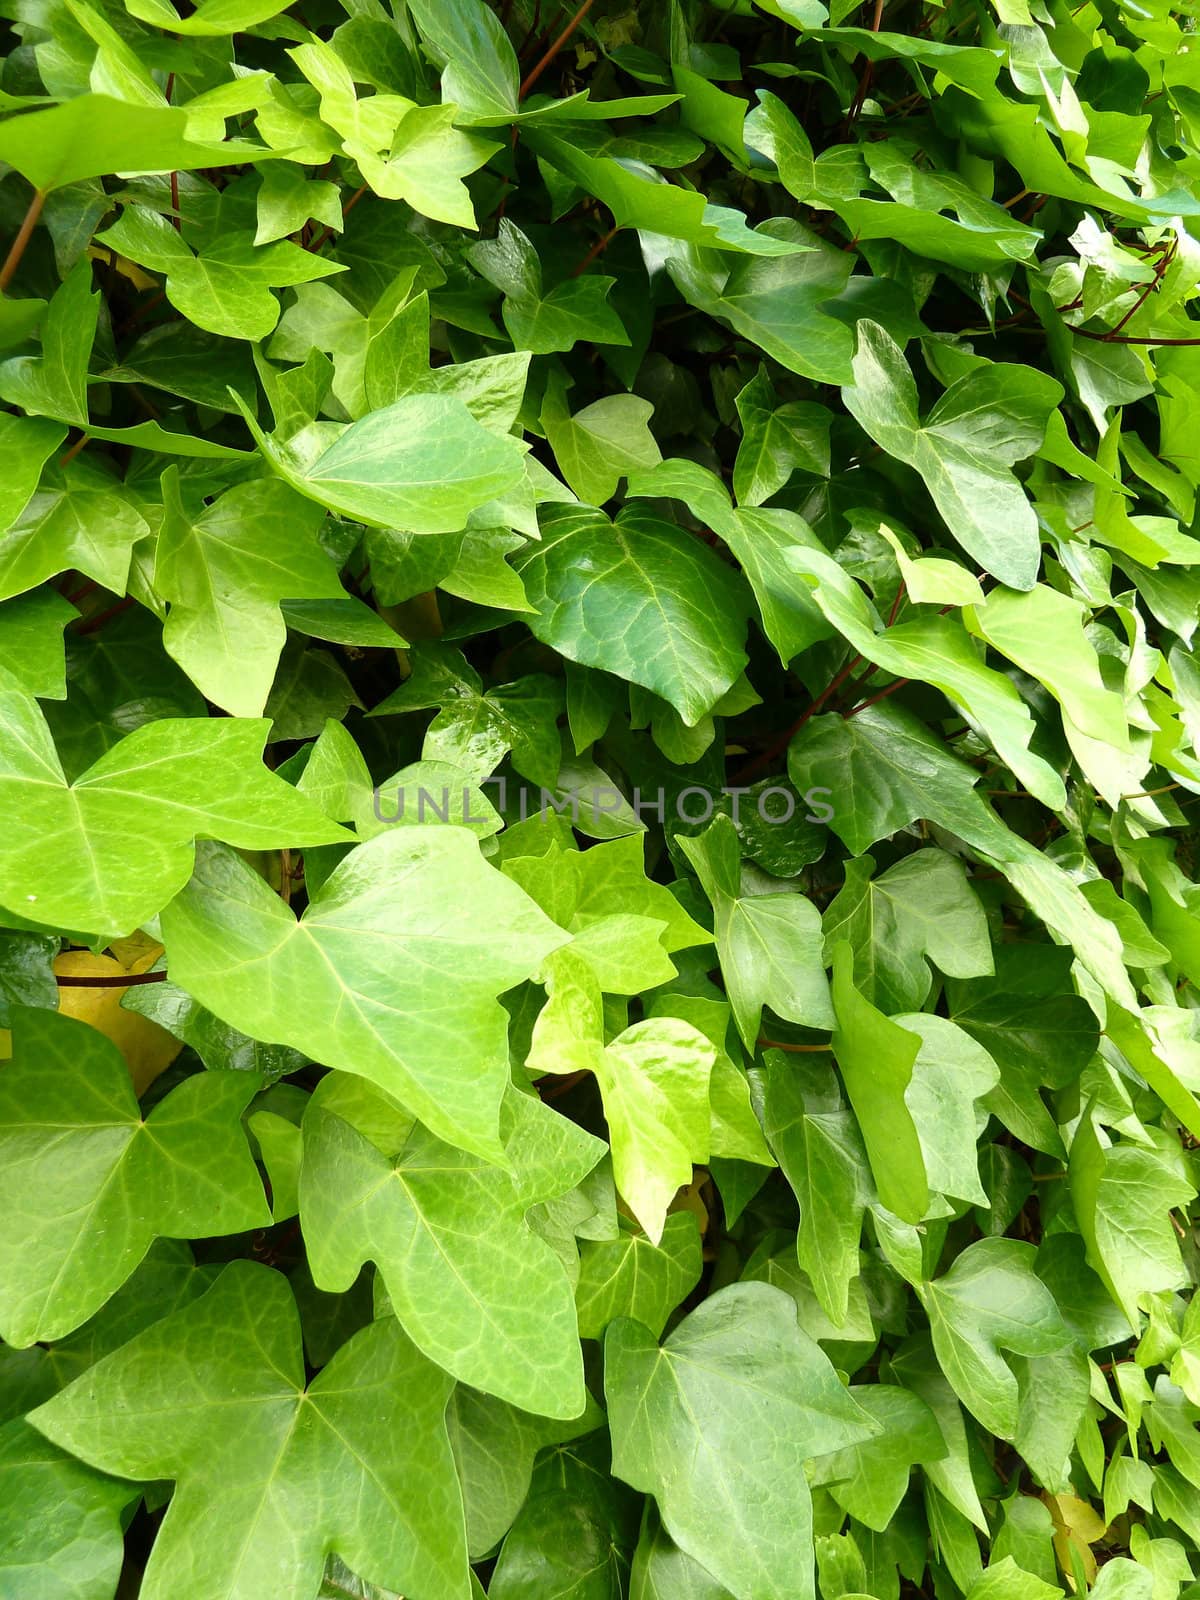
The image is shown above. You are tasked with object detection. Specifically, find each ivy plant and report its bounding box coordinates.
[3,0,1200,1596]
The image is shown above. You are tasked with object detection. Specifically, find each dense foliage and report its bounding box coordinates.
[4,0,1200,1595]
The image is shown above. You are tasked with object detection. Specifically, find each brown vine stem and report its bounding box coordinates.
[73,595,137,636]
[844,0,886,128]
[309,185,367,253]
[845,676,911,717]
[1108,237,1175,335]
[1065,324,1200,346]
[572,224,619,276]
[56,970,168,988]
[538,1069,590,1100]
[59,432,90,468]
[730,652,864,785]
[519,0,596,99]
[0,188,46,293]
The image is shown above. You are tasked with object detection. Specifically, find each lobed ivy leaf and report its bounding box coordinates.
[29,1263,472,1600]
[161,831,565,1163]
[0,689,348,936]
[300,1075,598,1417]
[842,322,1061,590]
[0,1007,269,1347]
[606,1282,878,1600]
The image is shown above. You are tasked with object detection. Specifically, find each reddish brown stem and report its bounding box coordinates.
[845,676,911,716]
[73,596,137,636]
[538,1069,590,1100]
[1108,239,1175,336]
[56,970,168,988]
[572,224,619,276]
[519,0,595,99]
[1066,324,1200,346]
[731,653,864,785]
[309,184,367,253]
[0,188,46,293]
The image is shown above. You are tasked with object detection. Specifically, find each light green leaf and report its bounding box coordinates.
[784,542,1067,808]
[0,1007,269,1346]
[576,1214,703,1340]
[753,1052,871,1328]
[0,458,152,604]
[897,1014,999,1207]
[0,414,68,538]
[0,94,270,191]
[678,815,833,1050]
[0,1420,136,1600]
[823,849,994,1015]
[0,588,74,699]
[542,375,661,506]
[29,1262,472,1600]
[605,1282,877,1600]
[529,948,715,1242]
[918,1238,1071,1439]
[0,256,95,426]
[0,692,348,936]
[301,1077,595,1416]
[831,944,929,1226]
[254,162,342,246]
[809,1385,946,1531]
[155,471,348,717]
[242,393,528,531]
[965,1558,1065,1600]
[447,1386,605,1560]
[97,206,346,342]
[1069,1114,1195,1328]
[161,831,566,1164]
[842,322,1061,590]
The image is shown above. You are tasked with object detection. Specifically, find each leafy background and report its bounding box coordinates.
[1,0,1200,1596]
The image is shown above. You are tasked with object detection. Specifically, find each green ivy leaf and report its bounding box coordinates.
[29,1262,472,1600]
[606,1282,878,1600]
[0,691,348,936]
[241,393,528,531]
[300,1076,595,1416]
[917,1238,1071,1438]
[679,814,832,1050]
[155,472,349,716]
[513,505,750,725]
[0,1007,269,1346]
[161,832,565,1163]
[842,322,1061,590]
[575,1213,703,1340]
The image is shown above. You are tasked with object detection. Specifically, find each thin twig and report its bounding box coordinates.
[538,1069,590,1100]
[0,188,46,292]
[845,677,910,716]
[309,185,367,253]
[59,433,90,468]
[519,0,595,98]
[56,970,168,988]
[1065,323,1200,346]
[73,596,137,636]
[1109,237,1176,336]
[572,224,619,276]
[844,0,885,127]
[731,653,864,784]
